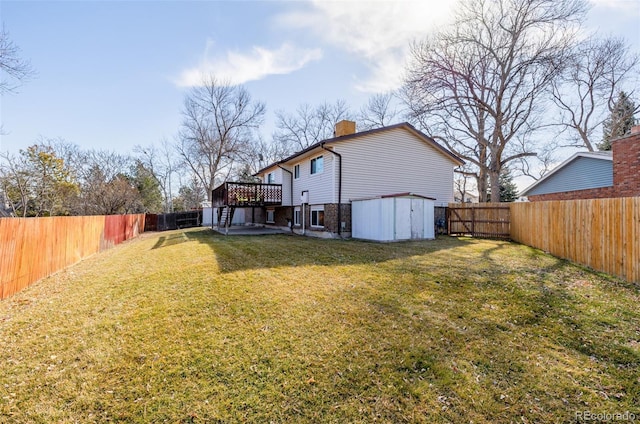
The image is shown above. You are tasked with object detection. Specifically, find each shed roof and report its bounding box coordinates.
[351,192,437,202]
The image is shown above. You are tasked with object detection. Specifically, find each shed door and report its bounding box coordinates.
[394,198,412,240]
[410,198,424,239]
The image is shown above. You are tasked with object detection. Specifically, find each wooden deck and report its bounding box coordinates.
[212,182,282,208]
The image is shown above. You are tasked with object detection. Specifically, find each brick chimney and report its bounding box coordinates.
[612,125,640,197]
[334,120,356,137]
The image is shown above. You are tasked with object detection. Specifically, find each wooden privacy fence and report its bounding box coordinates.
[0,214,145,300]
[448,203,510,239]
[145,211,203,231]
[511,197,639,284]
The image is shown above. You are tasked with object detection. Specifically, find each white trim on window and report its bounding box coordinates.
[310,155,323,175]
[266,208,275,224]
[266,172,275,184]
[294,164,300,179]
[294,207,301,226]
[310,206,324,227]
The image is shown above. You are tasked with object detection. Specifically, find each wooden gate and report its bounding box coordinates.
[448,203,511,239]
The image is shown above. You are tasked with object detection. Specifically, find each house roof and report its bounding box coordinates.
[256,122,464,174]
[520,151,613,197]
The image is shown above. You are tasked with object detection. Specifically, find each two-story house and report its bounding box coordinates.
[212,121,463,238]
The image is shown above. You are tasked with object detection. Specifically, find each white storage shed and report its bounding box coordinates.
[351,193,435,242]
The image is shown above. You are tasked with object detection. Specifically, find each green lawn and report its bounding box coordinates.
[1,228,638,423]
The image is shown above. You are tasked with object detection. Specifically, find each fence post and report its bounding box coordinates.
[471,206,476,237]
[445,207,450,235]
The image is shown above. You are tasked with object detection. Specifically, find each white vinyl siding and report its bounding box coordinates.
[290,153,335,206]
[258,166,292,206]
[525,156,613,196]
[257,126,457,208]
[335,129,456,206]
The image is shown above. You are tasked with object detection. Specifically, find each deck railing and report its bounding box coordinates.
[212,182,282,207]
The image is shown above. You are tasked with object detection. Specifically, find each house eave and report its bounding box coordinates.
[255,122,464,175]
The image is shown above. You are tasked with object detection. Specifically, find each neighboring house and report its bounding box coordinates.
[0,190,13,217]
[212,121,463,238]
[520,152,613,200]
[454,190,480,203]
[521,125,640,201]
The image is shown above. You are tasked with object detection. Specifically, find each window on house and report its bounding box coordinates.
[311,207,324,227]
[294,164,300,179]
[310,156,323,175]
[267,172,275,184]
[266,208,275,223]
[294,207,301,226]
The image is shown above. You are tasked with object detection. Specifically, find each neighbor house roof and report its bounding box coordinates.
[256,122,464,174]
[520,151,613,197]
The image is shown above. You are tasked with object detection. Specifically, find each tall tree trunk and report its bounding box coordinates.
[489,169,501,203]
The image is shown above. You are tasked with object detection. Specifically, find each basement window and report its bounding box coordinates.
[266,208,275,224]
[311,207,324,227]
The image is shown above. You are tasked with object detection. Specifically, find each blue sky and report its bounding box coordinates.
[1,0,639,166]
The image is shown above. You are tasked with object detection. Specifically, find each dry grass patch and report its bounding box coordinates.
[1,228,638,423]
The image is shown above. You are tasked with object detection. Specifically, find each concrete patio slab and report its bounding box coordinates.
[210,225,289,236]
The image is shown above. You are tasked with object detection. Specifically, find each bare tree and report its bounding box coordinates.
[550,36,639,151]
[74,150,140,215]
[513,138,559,182]
[454,163,479,203]
[134,137,179,212]
[0,25,35,94]
[0,151,31,216]
[357,93,400,131]
[237,133,287,177]
[404,0,589,202]
[273,100,352,156]
[177,75,265,201]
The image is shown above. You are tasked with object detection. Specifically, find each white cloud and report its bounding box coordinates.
[276,0,456,93]
[176,42,323,87]
[589,0,640,14]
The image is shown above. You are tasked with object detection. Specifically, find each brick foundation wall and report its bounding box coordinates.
[324,203,352,234]
[528,186,615,201]
[290,203,352,235]
[274,206,292,227]
[240,207,265,224]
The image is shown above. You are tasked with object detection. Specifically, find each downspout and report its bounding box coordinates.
[320,143,343,237]
[276,164,294,233]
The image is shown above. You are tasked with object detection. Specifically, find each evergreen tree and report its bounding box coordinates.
[598,91,636,151]
[499,168,519,202]
[131,161,163,213]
